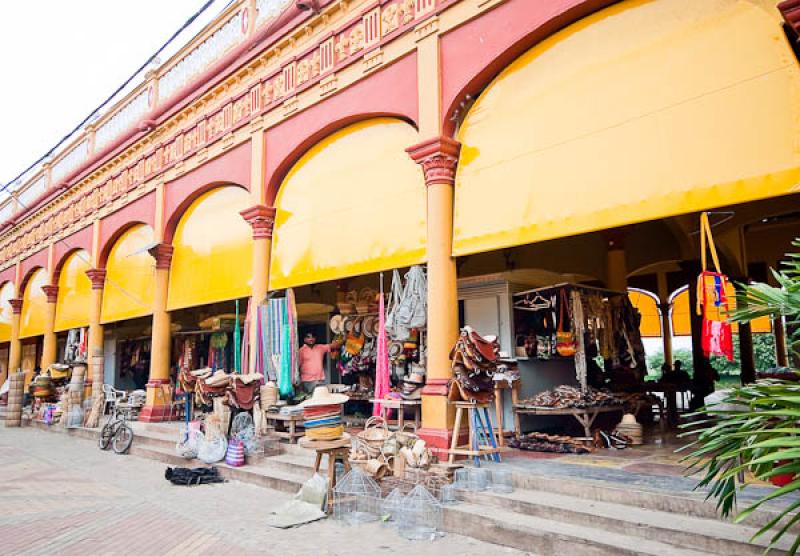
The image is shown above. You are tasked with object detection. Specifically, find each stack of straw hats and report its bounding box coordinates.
[300,386,349,441]
[615,413,643,445]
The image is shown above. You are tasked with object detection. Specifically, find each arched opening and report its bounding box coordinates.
[269,117,426,289]
[20,268,48,339]
[54,249,92,332]
[452,0,800,257]
[101,224,156,324]
[167,185,253,311]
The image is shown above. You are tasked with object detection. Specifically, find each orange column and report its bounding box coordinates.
[86,269,106,397]
[604,229,628,292]
[139,244,173,422]
[407,136,461,455]
[40,285,59,370]
[240,205,275,373]
[8,299,23,375]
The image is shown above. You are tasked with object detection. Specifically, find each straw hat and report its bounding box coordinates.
[362,316,376,338]
[330,315,344,335]
[299,386,349,407]
[620,413,639,426]
[205,371,231,387]
[234,373,263,385]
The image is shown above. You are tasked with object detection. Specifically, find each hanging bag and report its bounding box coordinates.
[556,289,577,357]
[696,212,734,361]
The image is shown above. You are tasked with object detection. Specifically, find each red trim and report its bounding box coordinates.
[240,205,277,240]
[41,285,59,304]
[406,136,461,187]
[85,269,107,290]
[264,53,418,203]
[780,0,800,35]
[421,378,450,397]
[147,243,174,270]
[137,403,176,423]
[98,193,156,268]
[19,251,49,289]
[0,268,15,290]
[416,426,468,459]
[9,299,23,315]
[53,226,93,278]
[440,0,620,135]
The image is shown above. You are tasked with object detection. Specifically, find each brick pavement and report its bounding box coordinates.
[0,428,528,555]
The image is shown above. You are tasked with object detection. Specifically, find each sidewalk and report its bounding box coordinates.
[0,427,527,556]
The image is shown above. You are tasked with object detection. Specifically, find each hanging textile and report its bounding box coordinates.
[287,289,299,386]
[64,328,88,363]
[373,276,390,416]
[696,212,735,361]
[386,265,427,341]
[570,290,587,392]
[233,299,241,373]
[241,299,251,375]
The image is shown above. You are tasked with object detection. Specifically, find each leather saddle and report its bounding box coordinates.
[227,378,258,410]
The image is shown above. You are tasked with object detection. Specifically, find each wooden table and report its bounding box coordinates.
[265,411,305,443]
[512,404,625,438]
[299,433,352,513]
[369,398,422,431]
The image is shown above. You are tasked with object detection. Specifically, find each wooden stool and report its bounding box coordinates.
[265,412,305,443]
[447,401,503,466]
[369,398,422,431]
[299,433,352,513]
[493,381,521,447]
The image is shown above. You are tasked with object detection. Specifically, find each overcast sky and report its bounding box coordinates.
[0,0,230,189]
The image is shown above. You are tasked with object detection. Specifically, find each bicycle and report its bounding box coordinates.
[98,407,134,454]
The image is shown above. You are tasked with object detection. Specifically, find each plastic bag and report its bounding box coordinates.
[295,473,328,507]
[66,406,83,429]
[197,434,228,464]
[176,428,203,459]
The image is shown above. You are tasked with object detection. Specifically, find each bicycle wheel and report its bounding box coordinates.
[99,423,114,450]
[112,424,133,454]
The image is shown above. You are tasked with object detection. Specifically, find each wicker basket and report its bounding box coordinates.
[357,416,390,456]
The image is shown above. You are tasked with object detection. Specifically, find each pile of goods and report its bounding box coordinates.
[509,432,592,454]
[518,385,621,409]
[178,368,263,410]
[301,387,348,441]
[449,326,499,404]
[614,413,643,445]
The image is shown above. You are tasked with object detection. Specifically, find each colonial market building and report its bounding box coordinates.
[1,0,800,452]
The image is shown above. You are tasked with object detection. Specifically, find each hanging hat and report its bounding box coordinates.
[362,316,376,338]
[344,317,355,334]
[352,318,363,337]
[388,341,403,359]
[370,317,381,337]
[330,315,344,335]
[402,370,426,385]
[299,386,349,407]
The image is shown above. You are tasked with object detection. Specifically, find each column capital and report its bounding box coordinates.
[239,204,277,239]
[41,285,59,303]
[85,268,107,290]
[9,298,23,314]
[406,136,461,187]
[147,243,174,270]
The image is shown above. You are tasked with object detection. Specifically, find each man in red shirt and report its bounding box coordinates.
[298,332,333,394]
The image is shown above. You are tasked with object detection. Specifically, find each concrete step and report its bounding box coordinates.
[127,442,308,495]
[459,488,790,555]
[445,502,716,556]
[508,469,791,531]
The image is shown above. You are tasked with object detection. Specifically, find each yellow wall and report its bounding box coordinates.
[0,282,15,342]
[20,268,48,339]
[454,0,800,256]
[270,118,426,289]
[167,186,253,311]
[101,224,156,323]
[628,289,661,338]
[55,250,92,332]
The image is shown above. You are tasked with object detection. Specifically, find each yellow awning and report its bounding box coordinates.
[167,186,253,311]
[101,224,155,324]
[454,0,800,256]
[0,282,15,342]
[628,289,661,338]
[55,250,92,332]
[270,118,426,289]
[20,268,48,339]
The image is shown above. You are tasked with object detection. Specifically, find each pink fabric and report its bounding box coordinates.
[373,290,390,417]
[298,344,331,382]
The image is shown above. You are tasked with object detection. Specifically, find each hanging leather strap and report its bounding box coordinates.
[700,212,722,273]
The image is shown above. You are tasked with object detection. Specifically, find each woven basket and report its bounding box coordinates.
[357,416,390,454]
[260,383,279,407]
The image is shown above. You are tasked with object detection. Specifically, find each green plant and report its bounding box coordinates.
[680,239,800,553]
[680,379,800,553]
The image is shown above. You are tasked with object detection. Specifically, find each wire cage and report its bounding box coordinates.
[397,485,443,541]
[453,467,490,492]
[439,482,458,505]
[332,468,382,525]
[381,487,406,527]
[489,468,514,494]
